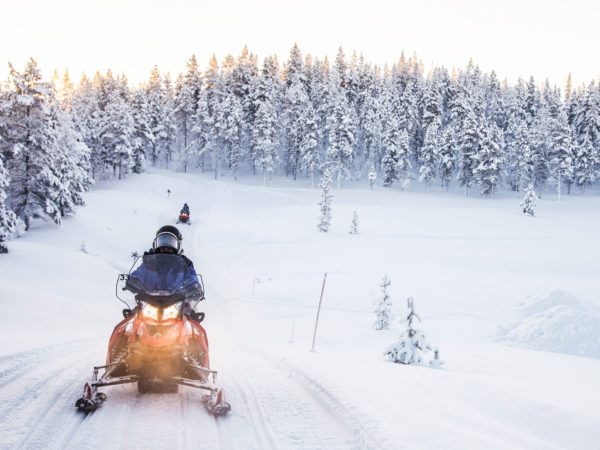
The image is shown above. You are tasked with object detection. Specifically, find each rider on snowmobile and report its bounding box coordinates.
[124,225,203,317]
[180,203,190,216]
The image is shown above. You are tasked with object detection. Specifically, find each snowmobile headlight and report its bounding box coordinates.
[142,304,159,321]
[162,304,180,320]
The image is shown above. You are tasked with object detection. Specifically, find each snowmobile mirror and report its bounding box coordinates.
[192,312,205,323]
[122,308,133,318]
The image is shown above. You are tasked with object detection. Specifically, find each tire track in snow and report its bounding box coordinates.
[0,345,99,450]
[0,339,98,389]
[218,372,280,450]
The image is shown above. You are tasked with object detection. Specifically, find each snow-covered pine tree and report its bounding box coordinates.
[506,123,534,192]
[456,108,480,196]
[438,126,455,190]
[174,55,203,171]
[521,183,538,216]
[422,69,444,132]
[474,121,505,196]
[231,46,259,165]
[0,59,64,229]
[548,115,573,201]
[373,275,392,330]
[317,168,334,232]
[384,297,432,365]
[298,101,320,186]
[0,157,22,253]
[102,74,134,179]
[360,85,382,172]
[418,123,439,187]
[283,44,311,180]
[574,81,600,150]
[52,107,93,216]
[129,86,150,174]
[485,70,506,130]
[189,89,213,171]
[218,89,243,180]
[158,74,177,169]
[325,74,356,188]
[368,163,377,189]
[529,118,551,193]
[397,129,411,190]
[252,57,280,185]
[70,74,102,179]
[349,210,359,234]
[573,135,597,190]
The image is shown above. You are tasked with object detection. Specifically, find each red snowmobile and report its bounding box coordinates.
[75,271,230,416]
[177,212,190,225]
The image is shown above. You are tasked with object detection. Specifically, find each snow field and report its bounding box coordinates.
[1,169,600,448]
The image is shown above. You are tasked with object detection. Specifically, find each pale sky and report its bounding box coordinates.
[1,0,598,89]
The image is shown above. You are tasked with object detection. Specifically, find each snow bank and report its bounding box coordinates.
[497,290,600,358]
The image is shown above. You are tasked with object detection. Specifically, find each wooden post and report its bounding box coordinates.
[311,272,328,352]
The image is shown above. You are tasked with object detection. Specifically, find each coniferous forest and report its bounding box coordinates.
[1,44,599,251]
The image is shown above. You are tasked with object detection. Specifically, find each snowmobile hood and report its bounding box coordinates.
[125,254,203,306]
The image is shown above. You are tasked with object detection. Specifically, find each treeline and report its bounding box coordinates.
[1,45,599,251]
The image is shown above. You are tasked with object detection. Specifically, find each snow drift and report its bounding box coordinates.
[497,290,600,358]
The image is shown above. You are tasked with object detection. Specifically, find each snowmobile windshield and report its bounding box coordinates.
[153,232,180,252]
[124,254,203,306]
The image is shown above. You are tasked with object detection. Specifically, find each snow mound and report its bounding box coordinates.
[497,291,600,358]
[515,290,589,317]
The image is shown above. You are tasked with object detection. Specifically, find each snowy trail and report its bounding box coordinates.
[2,170,600,449]
[0,173,361,450]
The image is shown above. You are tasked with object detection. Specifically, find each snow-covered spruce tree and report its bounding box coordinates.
[360,88,383,172]
[368,163,377,189]
[548,117,573,201]
[521,183,538,217]
[325,74,356,188]
[474,122,505,196]
[252,57,280,185]
[507,123,534,192]
[219,89,244,180]
[174,55,203,172]
[0,157,22,253]
[381,128,400,187]
[0,59,63,230]
[573,135,597,191]
[317,169,334,232]
[92,71,134,180]
[455,108,480,196]
[298,102,320,187]
[189,88,213,171]
[52,107,93,216]
[384,297,432,365]
[438,126,455,190]
[283,44,311,180]
[397,129,411,190]
[349,210,359,234]
[373,275,392,330]
[418,123,439,188]
[130,87,149,174]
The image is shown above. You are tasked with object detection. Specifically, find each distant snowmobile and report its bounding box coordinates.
[177,212,190,225]
[177,203,191,225]
[75,228,230,416]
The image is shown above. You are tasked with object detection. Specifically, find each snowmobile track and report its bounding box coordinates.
[256,350,385,450]
[0,339,96,389]
[225,373,280,450]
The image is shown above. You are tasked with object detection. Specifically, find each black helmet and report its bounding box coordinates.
[153,225,182,254]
